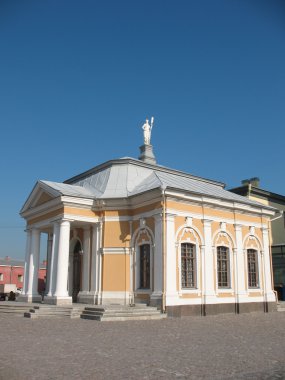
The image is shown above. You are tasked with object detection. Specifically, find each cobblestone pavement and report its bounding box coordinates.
[0,311,285,380]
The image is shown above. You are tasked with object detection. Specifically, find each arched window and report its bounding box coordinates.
[217,246,230,288]
[139,244,150,289]
[247,249,259,288]
[181,243,196,288]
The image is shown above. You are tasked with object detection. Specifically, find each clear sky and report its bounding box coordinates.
[1,0,285,260]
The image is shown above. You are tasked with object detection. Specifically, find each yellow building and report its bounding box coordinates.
[19,123,277,316]
[230,178,285,300]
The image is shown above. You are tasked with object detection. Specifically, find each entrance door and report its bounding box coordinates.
[139,244,150,289]
[72,240,82,302]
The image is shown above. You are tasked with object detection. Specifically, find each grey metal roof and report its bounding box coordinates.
[31,158,275,210]
[40,180,97,199]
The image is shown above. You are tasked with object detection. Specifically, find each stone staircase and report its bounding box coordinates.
[277,301,285,312]
[0,301,166,321]
[24,304,85,319]
[80,304,167,321]
[0,301,32,315]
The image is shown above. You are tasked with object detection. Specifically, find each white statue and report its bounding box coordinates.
[142,117,154,145]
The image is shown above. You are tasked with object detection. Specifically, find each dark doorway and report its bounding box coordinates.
[72,240,82,303]
[139,244,150,289]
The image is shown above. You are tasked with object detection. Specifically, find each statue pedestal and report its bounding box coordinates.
[139,144,156,165]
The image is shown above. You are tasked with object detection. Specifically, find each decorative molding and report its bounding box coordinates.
[101,247,131,255]
[185,216,192,227]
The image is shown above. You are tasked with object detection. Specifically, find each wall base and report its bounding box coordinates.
[167,302,277,317]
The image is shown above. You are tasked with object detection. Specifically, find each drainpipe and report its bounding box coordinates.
[162,187,167,313]
[268,210,284,302]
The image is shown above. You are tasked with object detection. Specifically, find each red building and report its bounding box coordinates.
[0,256,47,293]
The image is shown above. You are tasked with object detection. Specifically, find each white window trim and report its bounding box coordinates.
[246,248,261,291]
[135,242,153,293]
[214,243,234,293]
[178,237,200,295]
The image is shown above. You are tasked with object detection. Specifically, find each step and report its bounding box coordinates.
[81,313,166,321]
[81,310,162,318]
[84,308,159,315]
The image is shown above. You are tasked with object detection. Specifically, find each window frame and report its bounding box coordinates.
[247,249,259,288]
[217,245,231,289]
[181,242,197,289]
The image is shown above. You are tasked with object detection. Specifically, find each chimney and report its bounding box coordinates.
[241,177,260,188]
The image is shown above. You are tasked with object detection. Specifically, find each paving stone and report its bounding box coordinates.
[0,312,285,379]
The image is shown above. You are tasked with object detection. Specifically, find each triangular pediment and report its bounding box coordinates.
[34,191,54,207]
[20,181,61,214]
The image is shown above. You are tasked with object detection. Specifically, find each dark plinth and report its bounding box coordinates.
[139,144,156,164]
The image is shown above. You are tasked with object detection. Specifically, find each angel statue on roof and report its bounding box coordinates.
[142,117,154,145]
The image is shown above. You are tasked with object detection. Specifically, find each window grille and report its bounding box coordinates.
[217,246,230,288]
[181,243,196,288]
[247,249,258,288]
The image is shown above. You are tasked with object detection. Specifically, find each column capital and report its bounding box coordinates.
[261,227,269,233]
[234,224,243,230]
[165,213,176,221]
[202,219,213,226]
[153,213,163,221]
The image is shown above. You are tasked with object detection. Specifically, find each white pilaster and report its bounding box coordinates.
[90,223,99,295]
[52,220,72,305]
[234,224,247,299]
[165,213,177,304]
[78,226,92,303]
[150,213,163,304]
[82,227,91,292]
[203,219,215,302]
[261,227,275,302]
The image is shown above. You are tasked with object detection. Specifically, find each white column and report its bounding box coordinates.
[261,227,275,302]
[45,232,53,295]
[47,222,60,297]
[151,214,163,304]
[26,228,41,302]
[165,213,177,304]
[234,224,246,299]
[22,229,31,295]
[53,220,72,304]
[203,219,215,301]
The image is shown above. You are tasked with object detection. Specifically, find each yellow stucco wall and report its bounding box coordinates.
[102,254,130,291]
[103,221,131,247]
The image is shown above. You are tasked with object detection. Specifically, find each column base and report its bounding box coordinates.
[44,295,72,305]
[150,291,162,307]
[17,294,42,303]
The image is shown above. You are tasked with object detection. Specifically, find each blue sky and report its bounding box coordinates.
[1,0,285,259]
